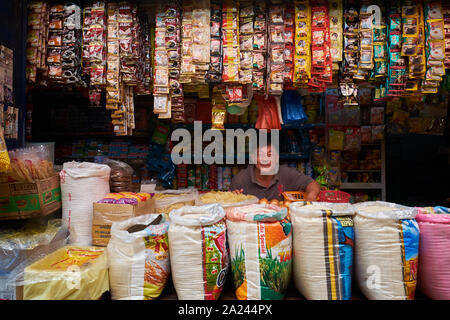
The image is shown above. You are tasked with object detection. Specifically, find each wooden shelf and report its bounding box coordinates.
[341,182,383,189]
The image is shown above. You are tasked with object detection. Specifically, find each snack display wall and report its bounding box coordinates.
[168,204,228,300]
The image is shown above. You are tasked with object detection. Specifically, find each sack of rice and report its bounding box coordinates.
[154,188,198,219]
[168,204,228,300]
[107,214,170,300]
[290,202,355,300]
[197,191,259,209]
[22,246,109,300]
[416,207,450,300]
[60,162,110,245]
[226,204,292,300]
[353,201,419,300]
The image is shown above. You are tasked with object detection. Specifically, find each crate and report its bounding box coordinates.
[318,190,351,203]
[282,191,307,202]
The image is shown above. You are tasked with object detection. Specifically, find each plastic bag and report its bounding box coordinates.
[107,214,170,300]
[168,204,228,300]
[290,202,355,300]
[0,127,11,173]
[255,95,282,130]
[226,204,292,300]
[104,158,133,193]
[16,246,109,300]
[281,90,308,123]
[353,201,419,300]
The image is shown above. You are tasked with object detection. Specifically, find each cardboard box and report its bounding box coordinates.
[92,197,155,247]
[0,175,62,221]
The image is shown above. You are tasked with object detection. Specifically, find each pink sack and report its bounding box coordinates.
[416,210,450,300]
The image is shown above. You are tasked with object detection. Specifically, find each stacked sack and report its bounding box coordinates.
[226,204,292,300]
[416,206,450,300]
[290,202,355,300]
[168,204,229,300]
[353,201,419,300]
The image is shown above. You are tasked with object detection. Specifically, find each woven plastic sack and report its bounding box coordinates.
[226,204,292,300]
[60,162,111,245]
[197,191,259,209]
[168,204,228,300]
[107,214,170,300]
[416,206,450,300]
[353,201,419,300]
[20,246,109,300]
[290,202,355,300]
[154,188,198,219]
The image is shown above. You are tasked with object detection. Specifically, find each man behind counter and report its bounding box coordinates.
[231,142,320,202]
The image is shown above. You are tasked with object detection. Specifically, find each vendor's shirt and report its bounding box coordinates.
[230,165,314,201]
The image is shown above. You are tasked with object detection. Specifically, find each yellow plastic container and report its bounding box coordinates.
[23,246,109,300]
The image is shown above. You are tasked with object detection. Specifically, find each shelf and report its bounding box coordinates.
[345,170,381,173]
[340,182,383,189]
[171,123,325,130]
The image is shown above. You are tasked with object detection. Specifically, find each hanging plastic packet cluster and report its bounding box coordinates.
[134,21,152,95]
[180,0,211,84]
[294,0,311,87]
[82,2,107,106]
[443,3,450,69]
[308,3,332,93]
[329,0,343,72]
[404,2,426,95]
[106,3,121,112]
[371,8,388,81]
[47,3,82,86]
[26,1,49,84]
[252,1,268,92]
[154,4,181,120]
[239,0,255,85]
[222,0,240,83]
[423,0,446,94]
[267,1,285,95]
[283,3,295,87]
[208,0,223,83]
[354,5,374,81]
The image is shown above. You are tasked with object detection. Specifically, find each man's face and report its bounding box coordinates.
[254,145,279,175]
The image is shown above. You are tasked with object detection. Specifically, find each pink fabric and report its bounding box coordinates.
[416,213,450,300]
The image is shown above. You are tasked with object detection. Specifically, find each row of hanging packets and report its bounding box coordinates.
[404,2,426,95]
[239,0,254,85]
[293,0,311,87]
[283,3,295,87]
[443,3,450,68]
[26,1,49,84]
[423,0,446,94]
[47,4,83,86]
[222,0,240,83]
[340,3,359,106]
[371,12,389,81]
[252,0,267,92]
[267,2,285,95]
[329,0,343,71]
[308,4,332,93]
[354,5,374,81]
[207,0,223,83]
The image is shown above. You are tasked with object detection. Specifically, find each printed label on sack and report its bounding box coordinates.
[400,219,419,300]
[257,219,292,300]
[143,222,170,300]
[333,216,354,300]
[201,220,228,300]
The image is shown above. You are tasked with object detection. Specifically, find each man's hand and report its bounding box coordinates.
[232,189,244,195]
[305,180,321,201]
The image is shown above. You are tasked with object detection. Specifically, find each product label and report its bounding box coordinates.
[201,220,228,300]
[143,222,170,300]
[333,215,354,300]
[42,187,62,205]
[399,219,419,300]
[257,219,292,300]
[0,194,40,213]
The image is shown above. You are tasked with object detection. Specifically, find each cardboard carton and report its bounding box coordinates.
[92,197,155,247]
[0,175,61,220]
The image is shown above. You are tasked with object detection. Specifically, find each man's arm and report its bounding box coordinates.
[304,180,321,201]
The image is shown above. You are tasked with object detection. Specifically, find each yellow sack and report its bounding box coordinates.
[23,246,109,300]
[0,127,11,173]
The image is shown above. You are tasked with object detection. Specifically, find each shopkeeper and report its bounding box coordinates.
[231,143,321,202]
